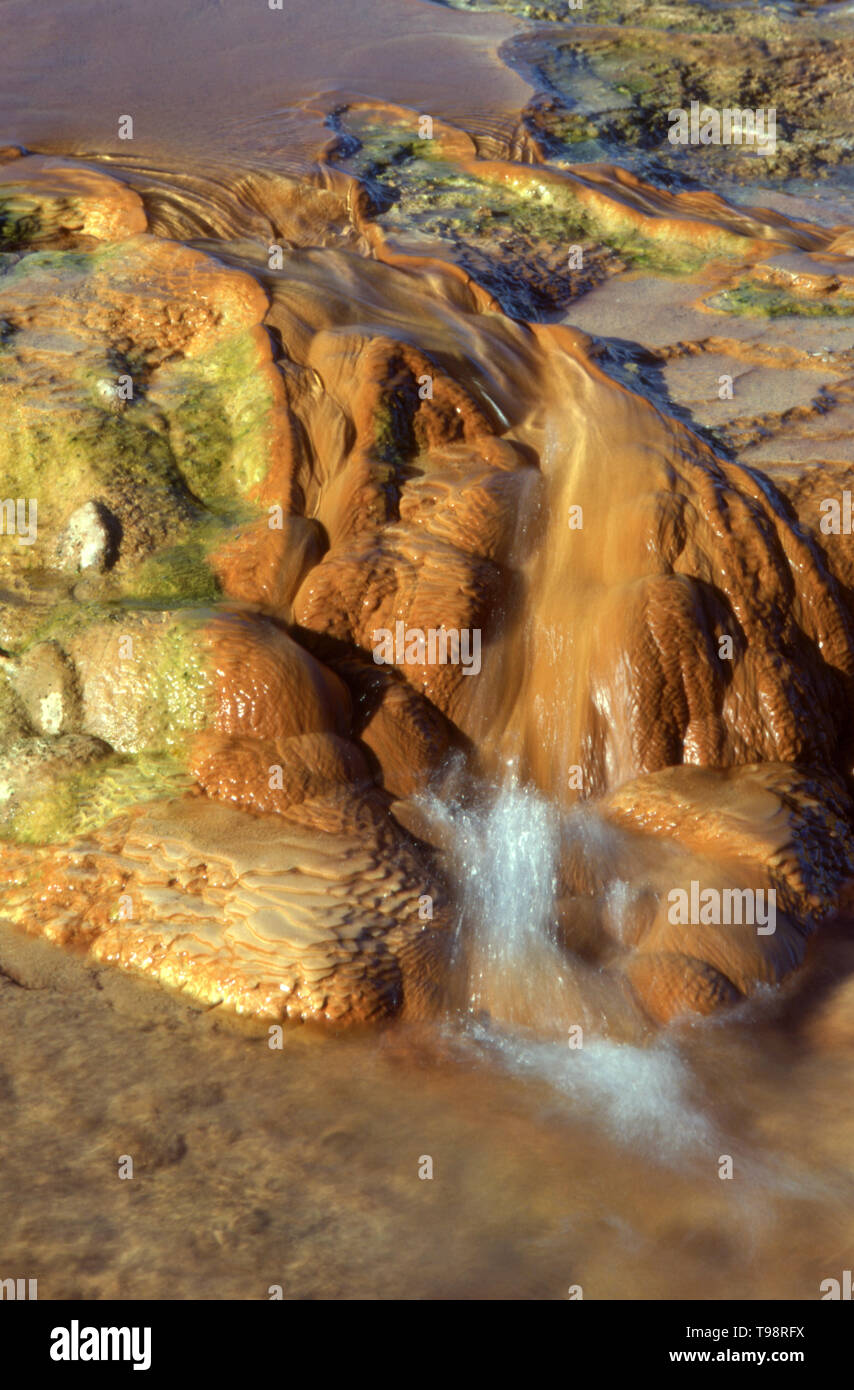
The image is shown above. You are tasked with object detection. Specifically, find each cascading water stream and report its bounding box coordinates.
[448,768,566,1029]
[417,761,717,1156]
[419,759,640,1039]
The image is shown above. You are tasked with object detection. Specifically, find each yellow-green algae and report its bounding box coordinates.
[1,752,193,846]
[708,279,854,319]
[0,214,277,846]
[337,117,746,282]
[146,330,276,512]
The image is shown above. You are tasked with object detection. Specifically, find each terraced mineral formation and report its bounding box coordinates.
[3,0,854,1030]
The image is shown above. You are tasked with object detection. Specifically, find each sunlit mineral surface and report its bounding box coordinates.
[2,0,854,1300]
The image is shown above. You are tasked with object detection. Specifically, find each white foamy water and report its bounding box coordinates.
[412,770,854,1180]
[463,1023,717,1161]
[419,765,580,1032]
[416,765,718,1160]
[418,762,647,1034]
[453,774,565,1019]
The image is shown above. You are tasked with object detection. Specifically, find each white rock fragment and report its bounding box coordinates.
[39,689,65,735]
[5,641,81,736]
[57,500,119,573]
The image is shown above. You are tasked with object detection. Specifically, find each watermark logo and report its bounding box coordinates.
[820,490,854,534]
[667,882,776,935]
[0,1276,37,1299]
[372,621,481,675]
[0,498,37,545]
[50,1321,151,1371]
[820,1270,853,1299]
[667,102,776,155]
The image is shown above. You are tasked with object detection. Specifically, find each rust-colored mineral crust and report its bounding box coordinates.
[2,141,854,1028]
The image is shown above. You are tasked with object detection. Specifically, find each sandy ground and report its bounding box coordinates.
[3,912,854,1300]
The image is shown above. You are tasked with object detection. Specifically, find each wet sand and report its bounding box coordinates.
[3,914,854,1299]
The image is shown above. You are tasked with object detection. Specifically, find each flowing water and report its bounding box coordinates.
[2,0,854,1301]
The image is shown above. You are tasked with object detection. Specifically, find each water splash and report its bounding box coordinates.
[416,762,722,1160]
[464,1021,717,1161]
[420,764,581,1031]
